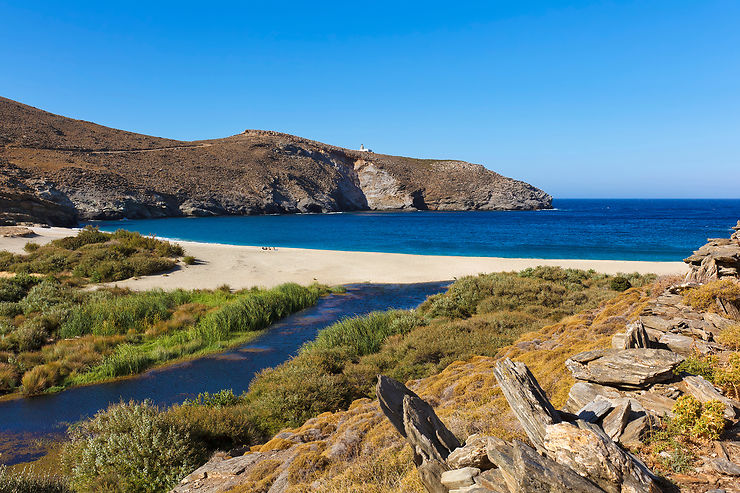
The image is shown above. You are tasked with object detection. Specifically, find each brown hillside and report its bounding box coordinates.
[0,97,551,225]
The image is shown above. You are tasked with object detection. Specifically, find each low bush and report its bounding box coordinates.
[0,226,185,284]
[182,389,241,407]
[0,465,72,493]
[714,352,740,399]
[672,395,726,440]
[13,319,49,352]
[165,395,259,450]
[610,276,632,291]
[183,255,196,265]
[675,354,717,382]
[0,274,41,302]
[62,401,207,493]
[23,241,40,252]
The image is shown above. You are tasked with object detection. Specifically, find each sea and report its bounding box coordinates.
[90,199,740,262]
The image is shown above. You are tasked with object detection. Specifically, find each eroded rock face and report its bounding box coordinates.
[565,349,684,389]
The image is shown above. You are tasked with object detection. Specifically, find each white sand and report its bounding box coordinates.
[0,227,687,290]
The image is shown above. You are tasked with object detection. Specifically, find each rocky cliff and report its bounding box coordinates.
[0,97,552,225]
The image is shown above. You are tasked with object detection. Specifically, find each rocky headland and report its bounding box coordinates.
[0,97,551,226]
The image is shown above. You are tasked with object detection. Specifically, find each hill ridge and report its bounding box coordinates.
[0,97,552,226]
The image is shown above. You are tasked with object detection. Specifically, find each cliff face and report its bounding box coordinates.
[0,97,552,225]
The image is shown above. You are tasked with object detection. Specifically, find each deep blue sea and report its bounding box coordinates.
[90,199,740,261]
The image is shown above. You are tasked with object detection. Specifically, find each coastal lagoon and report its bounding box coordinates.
[92,199,740,261]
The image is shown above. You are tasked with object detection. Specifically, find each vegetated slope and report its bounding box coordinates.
[173,277,740,493]
[0,97,552,225]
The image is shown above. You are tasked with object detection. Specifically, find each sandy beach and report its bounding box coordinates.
[0,227,687,290]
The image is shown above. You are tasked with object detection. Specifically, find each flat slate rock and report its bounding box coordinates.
[565,348,684,388]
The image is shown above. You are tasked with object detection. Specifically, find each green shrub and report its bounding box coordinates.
[60,290,190,338]
[714,352,740,399]
[19,279,73,315]
[0,273,41,302]
[671,395,726,440]
[307,311,407,358]
[183,255,196,265]
[675,354,717,382]
[0,301,22,317]
[692,400,725,439]
[14,319,49,352]
[0,465,72,493]
[62,401,207,493]
[183,389,241,407]
[23,242,40,253]
[94,344,155,379]
[126,255,176,276]
[610,276,632,292]
[166,393,258,449]
[51,226,109,250]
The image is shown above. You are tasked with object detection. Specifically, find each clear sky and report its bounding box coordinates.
[1,1,738,198]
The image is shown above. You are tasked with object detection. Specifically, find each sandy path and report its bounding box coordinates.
[0,227,687,290]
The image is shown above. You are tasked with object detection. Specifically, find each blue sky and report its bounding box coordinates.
[1,1,738,198]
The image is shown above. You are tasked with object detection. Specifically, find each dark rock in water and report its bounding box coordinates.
[565,349,684,389]
[492,358,561,454]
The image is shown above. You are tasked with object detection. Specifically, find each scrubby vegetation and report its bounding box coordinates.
[647,394,727,474]
[683,279,740,313]
[0,465,71,493]
[0,226,183,283]
[0,279,328,396]
[52,267,656,492]
[62,401,207,493]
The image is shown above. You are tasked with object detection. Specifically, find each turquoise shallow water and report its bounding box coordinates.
[90,199,740,261]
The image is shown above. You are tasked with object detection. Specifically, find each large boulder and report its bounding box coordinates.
[565,349,684,389]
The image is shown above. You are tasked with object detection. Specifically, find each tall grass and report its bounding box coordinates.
[59,290,192,338]
[75,283,326,383]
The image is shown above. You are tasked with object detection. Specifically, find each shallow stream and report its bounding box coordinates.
[0,281,447,465]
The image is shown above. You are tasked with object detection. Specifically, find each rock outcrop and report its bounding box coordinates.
[684,221,740,283]
[0,97,552,225]
[377,359,664,492]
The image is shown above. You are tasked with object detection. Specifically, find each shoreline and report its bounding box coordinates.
[0,227,688,290]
